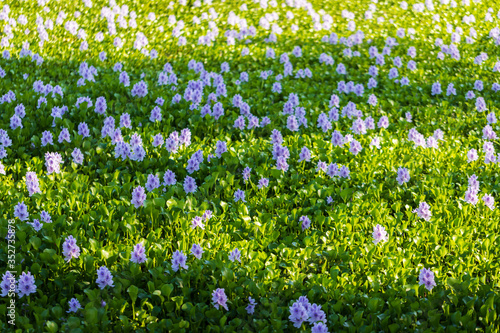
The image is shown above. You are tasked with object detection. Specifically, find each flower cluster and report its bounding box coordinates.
[289,296,327,329]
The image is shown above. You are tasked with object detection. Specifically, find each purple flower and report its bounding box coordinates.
[405,112,412,122]
[1,272,16,297]
[131,186,146,208]
[352,118,366,135]
[212,288,228,310]
[298,147,311,162]
[287,115,299,131]
[145,174,160,192]
[289,301,309,328]
[258,178,269,189]
[171,250,188,272]
[130,243,147,264]
[242,167,251,183]
[396,167,410,185]
[30,219,43,232]
[14,201,29,221]
[78,122,90,138]
[120,113,132,129]
[72,148,84,165]
[17,271,37,298]
[476,97,487,112]
[10,115,23,130]
[246,296,257,314]
[40,211,52,223]
[95,96,107,115]
[191,244,204,259]
[41,131,53,146]
[67,298,82,313]
[465,90,475,100]
[308,303,327,323]
[299,216,311,231]
[467,149,478,162]
[413,202,432,221]
[215,141,227,157]
[234,189,246,203]
[317,161,327,173]
[150,106,162,122]
[202,210,212,222]
[464,188,479,206]
[131,80,148,98]
[163,170,176,186]
[349,140,362,155]
[431,82,442,95]
[184,176,197,194]
[419,267,436,291]
[45,152,63,175]
[152,134,164,147]
[372,224,388,244]
[311,322,329,333]
[331,130,344,147]
[228,248,241,262]
[191,216,205,229]
[25,172,41,196]
[378,116,389,129]
[96,266,114,289]
[487,112,497,124]
[483,194,495,210]
[62,235,81,262]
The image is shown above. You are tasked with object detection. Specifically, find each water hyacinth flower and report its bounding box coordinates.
[164,170,176,186]
[41,131,54,146]
[171,250,188,272]
[191,244,204,259]
[419,267,436,291]
[372,224,388,244]
[467,149,478,162]
[215,141,227,157]
[191,216,205,229]
[30,219,43,232]
[96,266,114,289]
[234,189,246,203]
[413,202,432,221]
[17,271,37,298]
[62,235,81,262]
[311,322,329,333]
[349,140,362,155]
[464,188,479,206]
[242,167,251,183]
[183,176,197,194]
[14,201,29,221]
[67,298,82,313]
[145,174,161,192]
[298,147,311,162]
[482,194,495,210]
[228,248,241,263]
[130,243,147,264]
[202,210,212,222]
[45,152,64,175]
[258,178,269,189]
[289,300,309,328]
[72,148,84,165]
[25,171,41,196]
[396,167,410,185]
[212,288,228,310]
[1,271,16,297]
[246,297,257,314]
[299,216,311,231]
[131,185,146,208]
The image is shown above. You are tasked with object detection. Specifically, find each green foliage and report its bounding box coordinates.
[0,0,500,332]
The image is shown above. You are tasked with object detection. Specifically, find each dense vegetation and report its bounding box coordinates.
[1,0,500,331]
